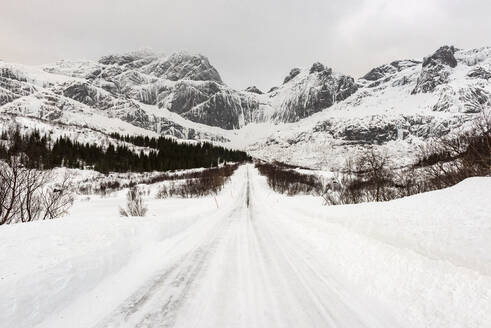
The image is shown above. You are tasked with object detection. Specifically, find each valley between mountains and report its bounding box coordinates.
[1,43,490,328]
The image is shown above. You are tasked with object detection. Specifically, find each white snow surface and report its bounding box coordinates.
[1,165,490,328]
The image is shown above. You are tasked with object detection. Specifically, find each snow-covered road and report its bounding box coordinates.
[2,165,491,328]
[89,165,400,328]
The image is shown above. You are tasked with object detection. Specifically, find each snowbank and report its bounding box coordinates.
[0,172,241,328]
[252,173,491,328]
[295,177,491,276]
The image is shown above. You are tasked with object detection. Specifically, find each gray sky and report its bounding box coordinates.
[1,0,490,90]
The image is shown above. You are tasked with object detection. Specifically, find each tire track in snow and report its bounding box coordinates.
[247,166,404,328]
[95,170,248,328]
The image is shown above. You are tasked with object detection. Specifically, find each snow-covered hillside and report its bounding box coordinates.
[247,46,491,168]
[1,45,490,168]
[1,165,490,328]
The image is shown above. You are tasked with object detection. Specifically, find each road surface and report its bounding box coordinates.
[91,165,402,328]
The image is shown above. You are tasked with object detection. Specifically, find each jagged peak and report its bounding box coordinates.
[244,86,263,94]
[422,45,458,68]
[283,62,337,85]
[283,68,301,84]
[98,49,158,66]
[361,59,420,81]
[143,51,223,83]
[309,62,326,74]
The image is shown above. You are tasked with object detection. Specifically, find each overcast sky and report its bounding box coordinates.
[1,0,490,90]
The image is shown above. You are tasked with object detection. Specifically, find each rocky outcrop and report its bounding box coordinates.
[0,67,36,105]
[244,86,263,94]
[432,86,490,114]
[283,68,301,84]
[309,62,326,74]
[142,52,223,83]
[361,60,420,86]
[273,65,357,123]
[468,67,491,80]
[312,114,470,145]
[182,89,259,129]
[412,46,458,94]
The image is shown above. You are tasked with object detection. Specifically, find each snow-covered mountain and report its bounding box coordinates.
[1,45,490,168]
[248,46,491,168]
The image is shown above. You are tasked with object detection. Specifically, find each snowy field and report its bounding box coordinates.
[0,164,490,327]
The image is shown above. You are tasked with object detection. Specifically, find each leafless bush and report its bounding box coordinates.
[40,173,74,220]
[325,114,491,205]
[119,186,147,217]
[77,166,239,196]
[416,112,491,190]
[0,156,74,225]
[255,162,323,196]
[156,164,239,198]
[316,149,396,205]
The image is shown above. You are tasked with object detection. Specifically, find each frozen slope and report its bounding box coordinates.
[1,166,490,328]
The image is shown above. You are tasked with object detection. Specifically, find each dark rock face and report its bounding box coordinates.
[362,60,420,82]
[413,46,458,94]
[390,60,421,70]
[244,86,263,94]
[99,54,143,66]
[309,62,326,74]
[162,81,221,115]
[312,114,468,145]
[283,68,301,84]
[460,87,490,113]
[362,65,394,81]
[422,46,458,68]
[336,76,358,100]
[268,86,279,93]
[468,67,491,80]
[63,83,101,107]
[432,87,490,114]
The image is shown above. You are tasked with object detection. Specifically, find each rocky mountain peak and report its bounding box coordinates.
[422,45,458,68]
[244,86,263,94]
[309,62,326,74]
[141,51,223,83]
[413,45,458,94]
[98,50,156,66]
[362,60,420,82]
[283,68,301,84]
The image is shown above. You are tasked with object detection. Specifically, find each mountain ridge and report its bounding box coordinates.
[1,45,490,168]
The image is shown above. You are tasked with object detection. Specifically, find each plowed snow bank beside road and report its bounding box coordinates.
[251,173,491,328]
[0,171,243,328]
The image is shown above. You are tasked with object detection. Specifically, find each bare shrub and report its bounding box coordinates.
[119,186,147,217]
[255,162,323,196]
[350,149,395,202]
[325,114,491,205]
[0,156,74,225]
[156,164,239,199]
[416,112,491,190]
[39,173,74,220]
